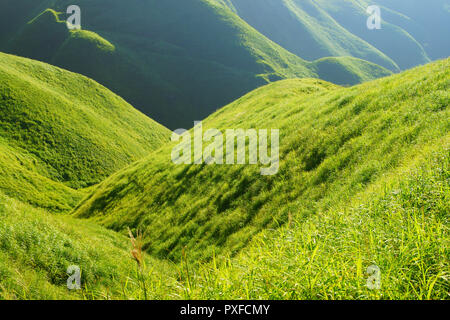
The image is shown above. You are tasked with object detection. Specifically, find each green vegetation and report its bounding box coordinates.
[0,55,447,299]
[0,136,83,212]
[311,56,393,85]
[74,59,449,268]
[0,52,170,209]
[0,0,393,129]
[0,145,447,299]
[0,0,448,299]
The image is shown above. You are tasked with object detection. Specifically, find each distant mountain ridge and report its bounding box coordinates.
[0,0,394,129]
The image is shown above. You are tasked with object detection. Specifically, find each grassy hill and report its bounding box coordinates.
[0,0,392,129]
[0,58,447,300]
[178,144,449,299]
[0,52,170,209]
[1,143,447,299]
[217,0,448,71]
[0,191,180,299]
[73,58,449,265]
[373,0,450,61]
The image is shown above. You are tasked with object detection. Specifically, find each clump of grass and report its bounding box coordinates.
[128,228,147,299]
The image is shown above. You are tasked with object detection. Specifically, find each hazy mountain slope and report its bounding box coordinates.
[0,0,391,129]
[218,0,446,71]
[314,0,431,70]
[73,58,449,262]
[311,56,392,85]
[0,52,170,201]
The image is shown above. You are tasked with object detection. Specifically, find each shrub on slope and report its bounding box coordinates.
[73,59,449,262]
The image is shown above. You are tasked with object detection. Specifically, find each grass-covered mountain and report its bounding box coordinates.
[74,58,449,264]
[0,0,393,129]
[217,0,449,71]
[0,58,448,300]
[0,52,170,210]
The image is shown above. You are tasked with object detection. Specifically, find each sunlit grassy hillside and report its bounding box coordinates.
[0,145,447,300]
[74,59,449,265]
[0,191,180,299]
[0,59,447,300]
[0,52,170,209]
[0,0,392,129]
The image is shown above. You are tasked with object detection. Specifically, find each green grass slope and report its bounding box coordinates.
[0,191,180,299]
[0,0,392,129]
[217,0,401,70]
[1,144,448,299]
[0,52,170,209]
[73,59,449,263]
[0,137,83,212]
[179,145,449,299]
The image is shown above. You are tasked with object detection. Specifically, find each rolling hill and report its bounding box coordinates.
[73,58,449,264]
[0,0,393,129]
[0,52,170,210]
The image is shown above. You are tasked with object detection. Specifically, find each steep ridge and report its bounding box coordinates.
[0,0,392,129]
[73,58,449,261]
[0,52,170,209]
